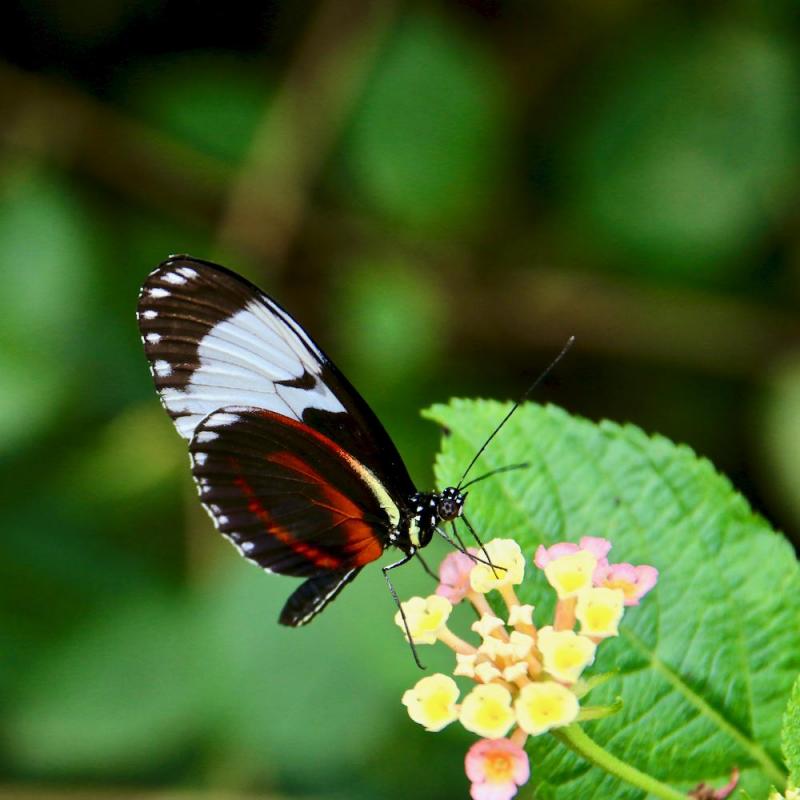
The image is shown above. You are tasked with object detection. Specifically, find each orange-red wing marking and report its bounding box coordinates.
[189,407,393,578]
[264,451,384,566]
[232,469,344,570]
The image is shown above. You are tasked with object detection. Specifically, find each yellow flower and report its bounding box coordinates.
[471,613,505,638]
[401,674,460,732]
[509,631,534,659]
[575,587,624,638]
[543,550,597,599]
[474,661,502,683]
[478,635,506,661]
[502,662,529,682]
[394,595,452,644]
[507,603,535,627]
[537,625,596,683]
[459,684,516,738]
[515,681,579,735]
[470,539,525,593]
[454,652,478,678]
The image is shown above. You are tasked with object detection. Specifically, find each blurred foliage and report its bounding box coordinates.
[563,25,799,283]
[1,1,799,799]
[119,51,271,165]
[343,13,508,234]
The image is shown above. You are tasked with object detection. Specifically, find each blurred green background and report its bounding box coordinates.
[1,2,799,798]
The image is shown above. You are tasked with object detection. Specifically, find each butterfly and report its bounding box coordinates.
[137,256,555,663]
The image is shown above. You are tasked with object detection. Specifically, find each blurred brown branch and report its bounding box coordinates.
[217,0,397,265]
[0,62,231,227]
[451,266,800,378]
[0,58,797,381]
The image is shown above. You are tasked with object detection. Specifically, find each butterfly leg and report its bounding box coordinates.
[459,515,503,578]
[449,520,471,554]
[433,524,499,570]
[383,551,425,670]
[435,523,469,554]
[415,550,439,583]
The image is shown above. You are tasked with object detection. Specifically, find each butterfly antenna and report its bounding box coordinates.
[456,336,575,490]
[459,462,530,491]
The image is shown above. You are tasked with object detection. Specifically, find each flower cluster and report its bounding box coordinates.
[397,536,658,800]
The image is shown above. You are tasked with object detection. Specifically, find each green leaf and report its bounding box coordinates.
[424,400,800,798]
[783,674,800,782]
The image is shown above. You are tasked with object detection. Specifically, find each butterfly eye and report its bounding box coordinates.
[438,498,457,520]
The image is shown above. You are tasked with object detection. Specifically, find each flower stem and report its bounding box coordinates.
[499,584,521,610]
[438,626,476,655]
[510,726,528,748]
[467,591,494,618]
[552,724,688,800]
[554,597,576,630]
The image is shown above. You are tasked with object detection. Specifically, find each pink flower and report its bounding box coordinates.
[600,563,659,606]
[534,537,612,582]
[579,536,613,562]
[465,738,530,800]
[436,549,479,604]
[533,542,579,569]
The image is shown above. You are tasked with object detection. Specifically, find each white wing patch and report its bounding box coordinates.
[155,299,345,440]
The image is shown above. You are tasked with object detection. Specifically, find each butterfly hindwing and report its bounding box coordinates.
[190,407,398,607]
[279,568,362,627]
[137,256,416,502]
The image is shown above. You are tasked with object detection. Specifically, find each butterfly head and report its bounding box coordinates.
[437,486,465,522]
[403,488,466,551]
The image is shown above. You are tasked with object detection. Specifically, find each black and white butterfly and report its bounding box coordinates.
[137,255,553,663]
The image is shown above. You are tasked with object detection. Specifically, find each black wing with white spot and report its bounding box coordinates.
[137,255,416,501]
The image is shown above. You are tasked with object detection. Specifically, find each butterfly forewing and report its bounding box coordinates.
[189,407,396,579]
[138,256,427,626]
[137,256,416,502]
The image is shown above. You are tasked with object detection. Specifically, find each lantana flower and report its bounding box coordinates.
[397,535,658,799]
[535,536,611,582]
[537,626,596,683]
[460,684,516,738]
[402,674,460,731]
[395,594,452,644]
[599,563,659,606]
[437,549,479,603]
[470,539,525,593]
[543,550,597,599]
[515,680,580,735]
[465,738,530,800]
[576,587,625,638]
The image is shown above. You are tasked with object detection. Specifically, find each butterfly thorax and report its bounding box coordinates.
[396,487,465,553]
